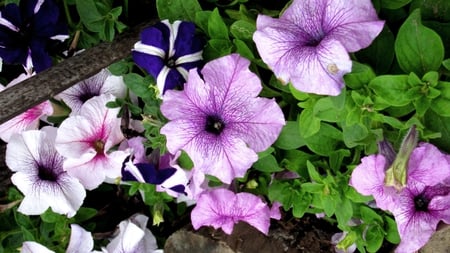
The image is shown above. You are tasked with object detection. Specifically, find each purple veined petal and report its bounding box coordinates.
[66,224,95,253]
[407,143,450,187]
[191,189,272,235]
[21,241,54,253]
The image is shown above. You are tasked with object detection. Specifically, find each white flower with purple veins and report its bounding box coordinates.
[6,126,86,217]
[160,54,285,184]
[253,0,384,95]
[55,94,129,190]
[102,214,162,253]
[132,19,204,95]
[191,188,277,235]
[58,68,127,114]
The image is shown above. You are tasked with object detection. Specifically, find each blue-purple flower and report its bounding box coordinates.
[253,0,384,95]
[132,20,204,95]
[0,0,68,72]
[160,54,285,184]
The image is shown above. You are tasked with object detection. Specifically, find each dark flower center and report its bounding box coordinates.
[94,140,105,154]
[37,165,58,182]
[166,58,176,68]
[78,91,97,103]
[414,194,430,212]
[205,115,225,135]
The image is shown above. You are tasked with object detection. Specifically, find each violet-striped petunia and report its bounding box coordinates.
[58,68,127,115]
[191,188,275,235]
[132,19,204,95]
[6,126,86,217]
[391,182,450,253]
[0,0,68,72]
[55,94,129,190]
[160,53,285,184]
[253,0,384,96]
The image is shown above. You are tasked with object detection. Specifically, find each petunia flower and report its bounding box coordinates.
[6,126,86,217]
[58,68,127,115]
[0,59,53,142]
[350,143,450,211]
[132,19,204,95]
[253,0,384,95]
[160,53,285,184]
[0,0,68,72]
[391,181,450,253]
[55,94,129,190]
[102,213,163,253]
[21,224,99,253]
[191,188,274,235]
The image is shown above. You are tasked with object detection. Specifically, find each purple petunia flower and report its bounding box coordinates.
[392,182,450,253]
[132,19,204,95]
[253,0,384,95]
[160,53,285,184]
[0,0,68,72]
[6,126,86,217]
[191,188,274,235]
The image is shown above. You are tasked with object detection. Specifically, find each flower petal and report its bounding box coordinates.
[66,224,95,253]
[21,241,54,253]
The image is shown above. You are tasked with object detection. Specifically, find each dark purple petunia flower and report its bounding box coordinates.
[132,19,204,96]
[0,0,68,73]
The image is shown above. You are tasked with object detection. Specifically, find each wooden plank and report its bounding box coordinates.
[0,21,155,124]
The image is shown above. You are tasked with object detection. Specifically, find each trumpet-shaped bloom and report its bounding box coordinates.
[0,62,53,142]
[55,94,129,190]
[6,127,86,217]
[392,182,450,253]
[102,214,162,253]
[191,189,273,235]
[132,19,204,95]
[0,0,68,72]
[160,54,285,184]
[253,0,384,95]
[58,69,127,114]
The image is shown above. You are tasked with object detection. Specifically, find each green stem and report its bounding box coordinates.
[62,0,74,28]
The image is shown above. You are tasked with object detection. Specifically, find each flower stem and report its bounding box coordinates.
[62,0,74,28]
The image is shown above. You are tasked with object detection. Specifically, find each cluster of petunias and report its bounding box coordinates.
[253,0,384,96]
[350,128,450,253]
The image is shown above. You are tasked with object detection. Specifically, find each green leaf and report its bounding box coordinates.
[313,95,345,123]
[274,121,305,150]
[410,0,450,22]
[342,123,369,148]
[335,197,352,226]
[304,123,343,156]
[360,205,383,223]
[299,108,321,138]
[424,109,450,153]
[208,8,229,40]
[384,215,400,244]
[369,75,411,106]
[253,154,283,173]
[431,81,450,117]
[233,39,254,60]
[71,207,97,223]
[279,150,315,178]
[381,0,411,9]
[76,0,104,32]
[306,161,322,182]
[394,9,444,76]
[301,182,324,193]
[365,225,384,252]
[195,11,211,34]
[156,0,202,22]
[230,20,255,40]
[355,26,395,74]
[203,39,233,60]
